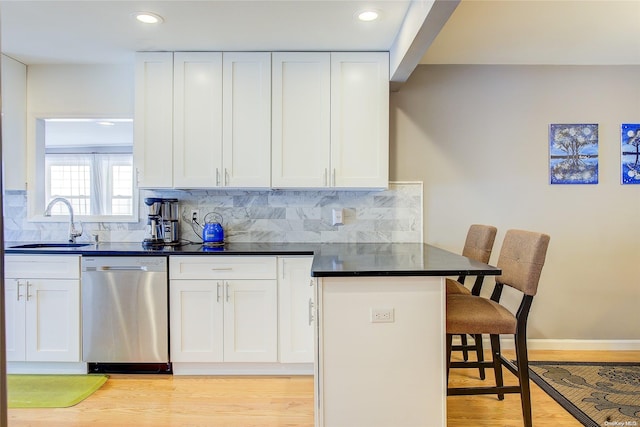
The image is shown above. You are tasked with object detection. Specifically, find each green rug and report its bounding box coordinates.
[529,361,640,427]
[7,374,108,408]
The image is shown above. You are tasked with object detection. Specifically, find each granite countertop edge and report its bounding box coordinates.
[4,241,501,277]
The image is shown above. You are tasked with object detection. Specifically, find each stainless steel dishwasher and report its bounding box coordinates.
[81,256,170,373]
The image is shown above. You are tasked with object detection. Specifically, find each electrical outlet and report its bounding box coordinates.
[191,209,199,223]
[371,308,394,323]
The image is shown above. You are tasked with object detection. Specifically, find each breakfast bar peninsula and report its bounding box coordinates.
[311,243,500,427]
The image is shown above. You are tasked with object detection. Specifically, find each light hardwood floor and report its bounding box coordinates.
[7,350,639,427]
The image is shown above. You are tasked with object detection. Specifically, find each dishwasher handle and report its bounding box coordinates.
[96,266,149,272]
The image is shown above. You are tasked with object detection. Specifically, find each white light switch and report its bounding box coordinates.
[332,208,344,226]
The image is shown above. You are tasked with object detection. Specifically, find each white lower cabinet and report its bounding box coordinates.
[170,279,278,363]
[169,256,278,369]
[169,255,315,375]
[278,257,314,363]
[4,255,81,364]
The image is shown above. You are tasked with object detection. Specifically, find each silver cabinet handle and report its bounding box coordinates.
[224,168,229,186]
[216,282,221,303]
[26,281,33,301]
[309,278,314,287]
[308,298,314,325]
[211,267,233,271]
[216,168,220,186]
[323,168,328,186]
[16,280,23,301]
[332,168,336,187]
[225,282,230,303]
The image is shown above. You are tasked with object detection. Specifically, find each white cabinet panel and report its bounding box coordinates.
[169,256,278,364]
[272,52,389,189]
[272,52,331,188]
[170,280,224,362]
[4,279,26,361]
[170,256,276,280]
[1,54,27,190]
[331,52,389,188]
[134,52,174,188]
[25,279,80,362]
[4,255,81,363]
[278,257,314,363]
[173,52,223,188]
[223,52,271,188]
[223,280,278,362]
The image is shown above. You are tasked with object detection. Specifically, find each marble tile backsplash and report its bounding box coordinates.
[3,182,422,244]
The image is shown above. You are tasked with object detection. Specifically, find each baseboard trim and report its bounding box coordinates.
[452,337,640,351]
[525,339,640,351]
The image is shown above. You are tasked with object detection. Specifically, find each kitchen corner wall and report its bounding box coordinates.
[391,64,640,343]
[4,182,423,244]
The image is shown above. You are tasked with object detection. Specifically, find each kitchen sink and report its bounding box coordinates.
[9,243,92,249]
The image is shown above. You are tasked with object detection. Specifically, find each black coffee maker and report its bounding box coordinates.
[143,198,179,247]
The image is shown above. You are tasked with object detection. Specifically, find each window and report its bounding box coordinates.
[33,118,137,222]
[45,153,133,216]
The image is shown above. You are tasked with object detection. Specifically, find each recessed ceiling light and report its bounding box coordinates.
[357,10,379,22]
[133,12,164,24]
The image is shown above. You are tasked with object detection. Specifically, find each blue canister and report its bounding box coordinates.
[202,212,224,245]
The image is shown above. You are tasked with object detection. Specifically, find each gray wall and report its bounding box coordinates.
[390,64,640,341]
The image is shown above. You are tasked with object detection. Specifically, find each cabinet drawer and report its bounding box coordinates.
[4,255,80,279]
[170,256,277,280]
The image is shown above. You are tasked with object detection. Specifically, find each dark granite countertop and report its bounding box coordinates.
[4,241,500,277]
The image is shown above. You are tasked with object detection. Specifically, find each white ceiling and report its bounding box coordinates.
[0,0,413,64]
[1,1,638,81]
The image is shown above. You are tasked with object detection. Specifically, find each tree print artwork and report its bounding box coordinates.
[549,124,598,184]
[621,123,640,185]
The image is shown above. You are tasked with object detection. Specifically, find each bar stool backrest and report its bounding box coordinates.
[495,229,550,297]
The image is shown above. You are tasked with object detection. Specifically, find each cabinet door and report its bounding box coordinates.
[331,52,389,189]
[222,52,271,188]
[170,280,224,362]
[173,52,223,188]
[278,257,314,363]
[134,52,174,188]
[1,54,27,191]
[271,52,331,188]
[223,280,278,362]
[25,279,80,362]
[4,279,26,361]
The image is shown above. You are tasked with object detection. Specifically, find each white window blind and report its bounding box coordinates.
[45,152,133,216]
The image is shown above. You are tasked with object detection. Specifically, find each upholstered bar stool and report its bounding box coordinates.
[446,224,497,379]
[446,229,550,427]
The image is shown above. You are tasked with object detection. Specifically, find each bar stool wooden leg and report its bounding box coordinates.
[515,331,533,427]
[460,334,469,361]
[474,334,485,380]
[446,334,453,382]
[489,334,505,401]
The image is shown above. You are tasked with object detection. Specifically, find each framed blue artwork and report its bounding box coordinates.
[621,123,640,184]
[549,123,598,184]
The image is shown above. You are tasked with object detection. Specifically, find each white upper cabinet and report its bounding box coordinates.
[173,52,223,188]
[271,52,331,188]
[134,52,174,188]
[222,52,272,188]
[272,52,389,189]
[135,51,271,189]
[331,52,389,189]
[136,50,389,190]
[1,54,27,191]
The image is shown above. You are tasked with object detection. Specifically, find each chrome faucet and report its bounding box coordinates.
[44,197,83,243]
